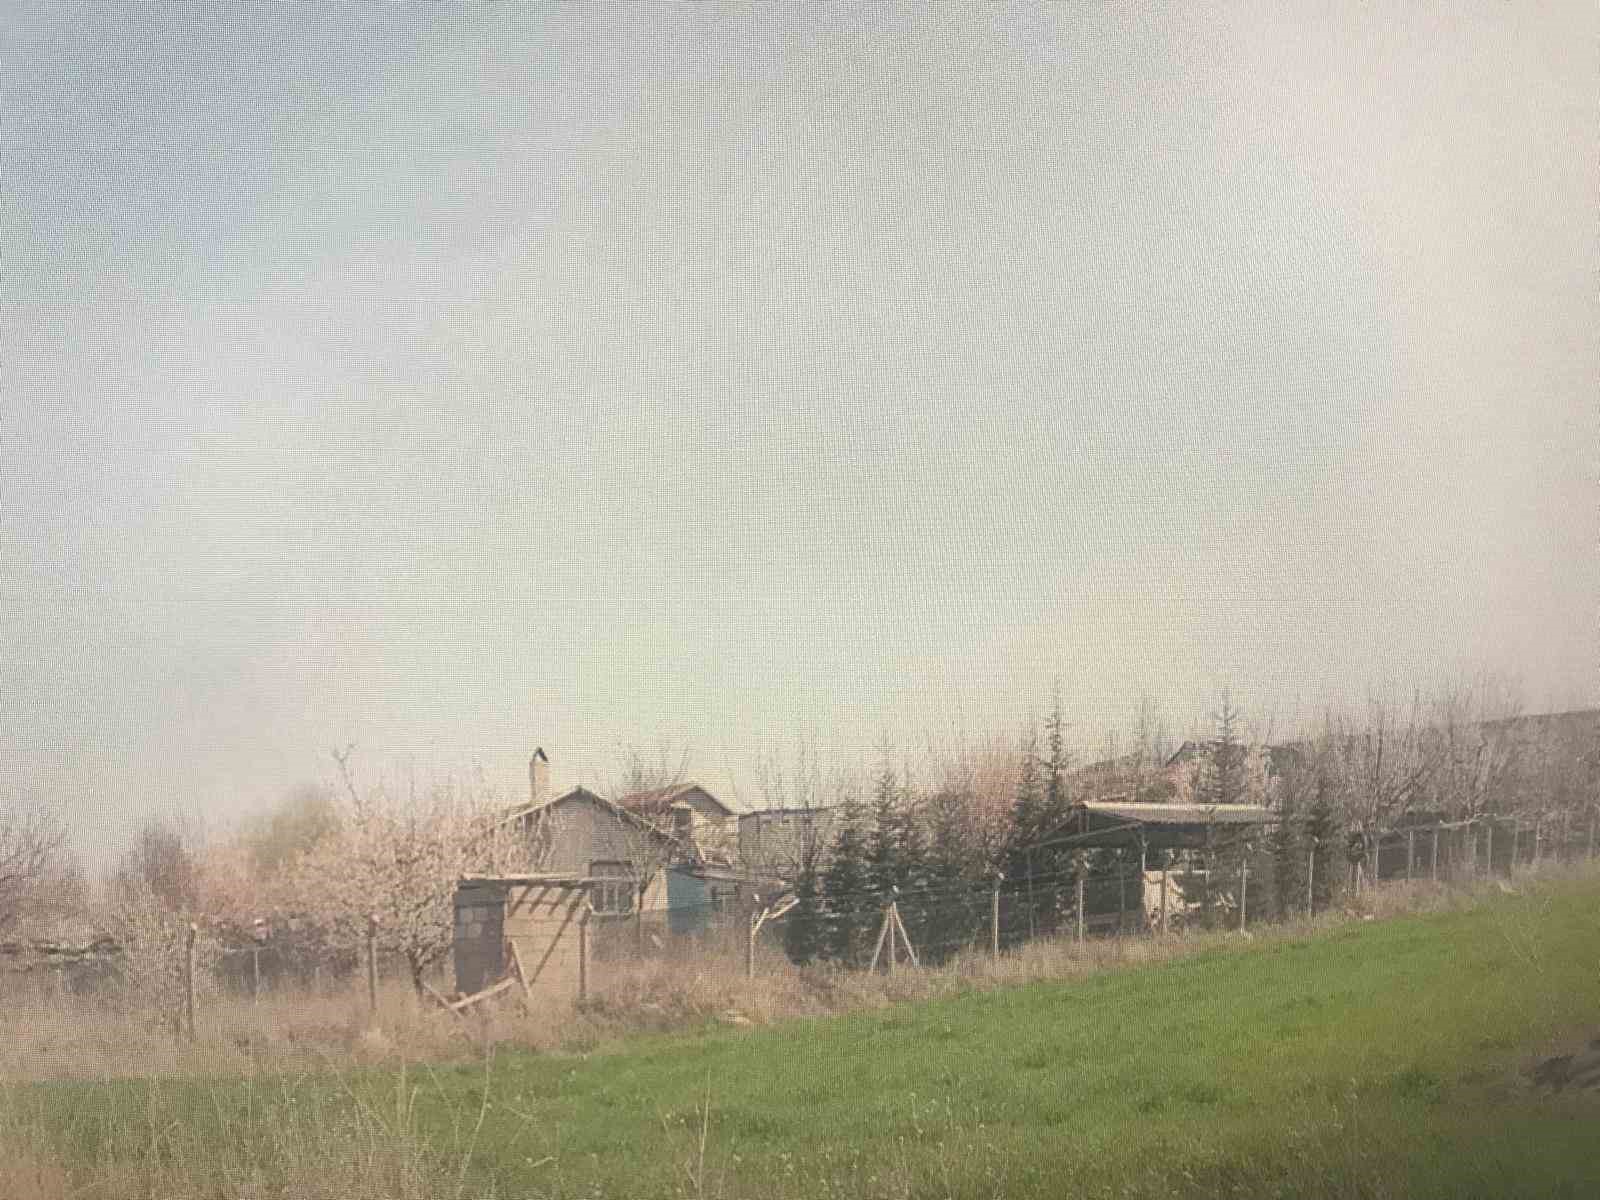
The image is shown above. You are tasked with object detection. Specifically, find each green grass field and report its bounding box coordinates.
[10,873,1600,1199]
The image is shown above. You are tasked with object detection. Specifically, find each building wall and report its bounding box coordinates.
[737,807,844,882]
[453,879,591,998]
[524,792,675,881]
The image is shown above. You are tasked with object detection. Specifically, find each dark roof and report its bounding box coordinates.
[1081,801,1276,827]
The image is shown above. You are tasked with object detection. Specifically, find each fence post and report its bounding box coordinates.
[1509,818,1519,877]
[1075,858,1086,947]
[746,904,758,981]
[1589,808,1597,860]
[1534,817,1543,867]
[1306,840,1316,918]
[1116,851,1127,936]
[1238,844,1249,933]
[184,922,197,1042]
[1407,830,1415,882]
[365,914,379,1018]
[1026,851,1037,941]
[886,900,898,976]
[991,873,1002,962]
[1159,852,1170,935]
[578,910,588,1004]
[1431,826,1440,881]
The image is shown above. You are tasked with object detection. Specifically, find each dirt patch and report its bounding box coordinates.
[1529,1035,1600,1094]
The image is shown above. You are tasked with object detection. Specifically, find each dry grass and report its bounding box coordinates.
[1,859,1590,1087]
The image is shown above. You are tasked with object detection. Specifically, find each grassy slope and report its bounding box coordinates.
[18,874,1600,1199]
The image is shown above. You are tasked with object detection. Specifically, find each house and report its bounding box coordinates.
[613,782,739,867]
[736,805,846,886]
[494,749,752,935]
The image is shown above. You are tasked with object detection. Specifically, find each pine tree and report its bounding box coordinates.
[1207,691,1245,807]
[820,800,871,965]
[1004,724,1044,945]
[782,862,824,966]
[921,786,980,963]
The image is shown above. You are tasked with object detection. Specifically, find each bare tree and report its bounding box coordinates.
[0,800,69,934]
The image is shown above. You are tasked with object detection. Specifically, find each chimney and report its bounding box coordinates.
[529,747,550,807]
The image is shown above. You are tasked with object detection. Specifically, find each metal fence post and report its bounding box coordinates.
[1431,826,1440,881]
[1407,830,1415,882]
[365,914,379,1017]
[1074,859,1086,947]
[1160,852,1171,935]
[991,873,1002,962]
[1238,844,1249,932]
[1306,840,1316,918]
[184,922,197,1042]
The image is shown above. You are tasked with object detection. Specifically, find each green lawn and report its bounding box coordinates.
[15,874,1600,1199]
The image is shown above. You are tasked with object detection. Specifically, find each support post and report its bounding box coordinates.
[746,906,758,981]
[1238,845,1249,932]
[365,914,379,1018]
[1160,853,1170,935]
[1117,852,1127,937]
[1589,808,1597,860]
[1074,857,1086,947]
[886,901,898,976]
[1431,826,1440,881]
[252,946,261,1005]
[1510,818,1519,877]
[184,922,197,1042]
[991,873,1002,962]
[1026,851,1036,941]
[1306,840,1316,918]
[1407,829,1415,882]
[577,911,588,1004]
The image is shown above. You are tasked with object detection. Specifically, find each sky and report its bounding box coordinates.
[3,1,1595,865]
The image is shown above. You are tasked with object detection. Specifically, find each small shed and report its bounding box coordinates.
[453,874,597,1000]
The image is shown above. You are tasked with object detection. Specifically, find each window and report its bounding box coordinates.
[589,860,636,915]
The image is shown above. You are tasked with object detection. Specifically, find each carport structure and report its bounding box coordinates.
[1055,800,1280,858]
[1033,801,1283,935]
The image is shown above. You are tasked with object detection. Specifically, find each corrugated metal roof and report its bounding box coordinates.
[1079,801,1277,826]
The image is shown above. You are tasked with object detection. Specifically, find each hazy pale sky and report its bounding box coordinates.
[3,2,1595,861]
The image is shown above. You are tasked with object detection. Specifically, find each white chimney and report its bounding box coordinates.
[529,746,550,807]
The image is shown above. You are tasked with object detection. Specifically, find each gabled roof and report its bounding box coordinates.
[498,785,683,849]
[615,782,735,818]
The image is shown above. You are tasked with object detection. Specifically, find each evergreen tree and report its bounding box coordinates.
[819,800,871,965]
[782,861,824,966]
[921,786,981,962]
[1004,724,1044,945]
[1206,691,1246,807]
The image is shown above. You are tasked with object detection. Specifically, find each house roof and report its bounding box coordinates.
[498,785,684,848]
[615,782,735,818]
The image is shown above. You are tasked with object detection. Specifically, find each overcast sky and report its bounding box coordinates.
[3,1,1595,862]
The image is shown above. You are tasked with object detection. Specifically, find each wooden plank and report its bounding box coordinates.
[420,981,469,1022]
[451,977,517,1011]
[892,904,920,969]
[524,891,584,986]
[866,909,892,973]
[507,939,532,999]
